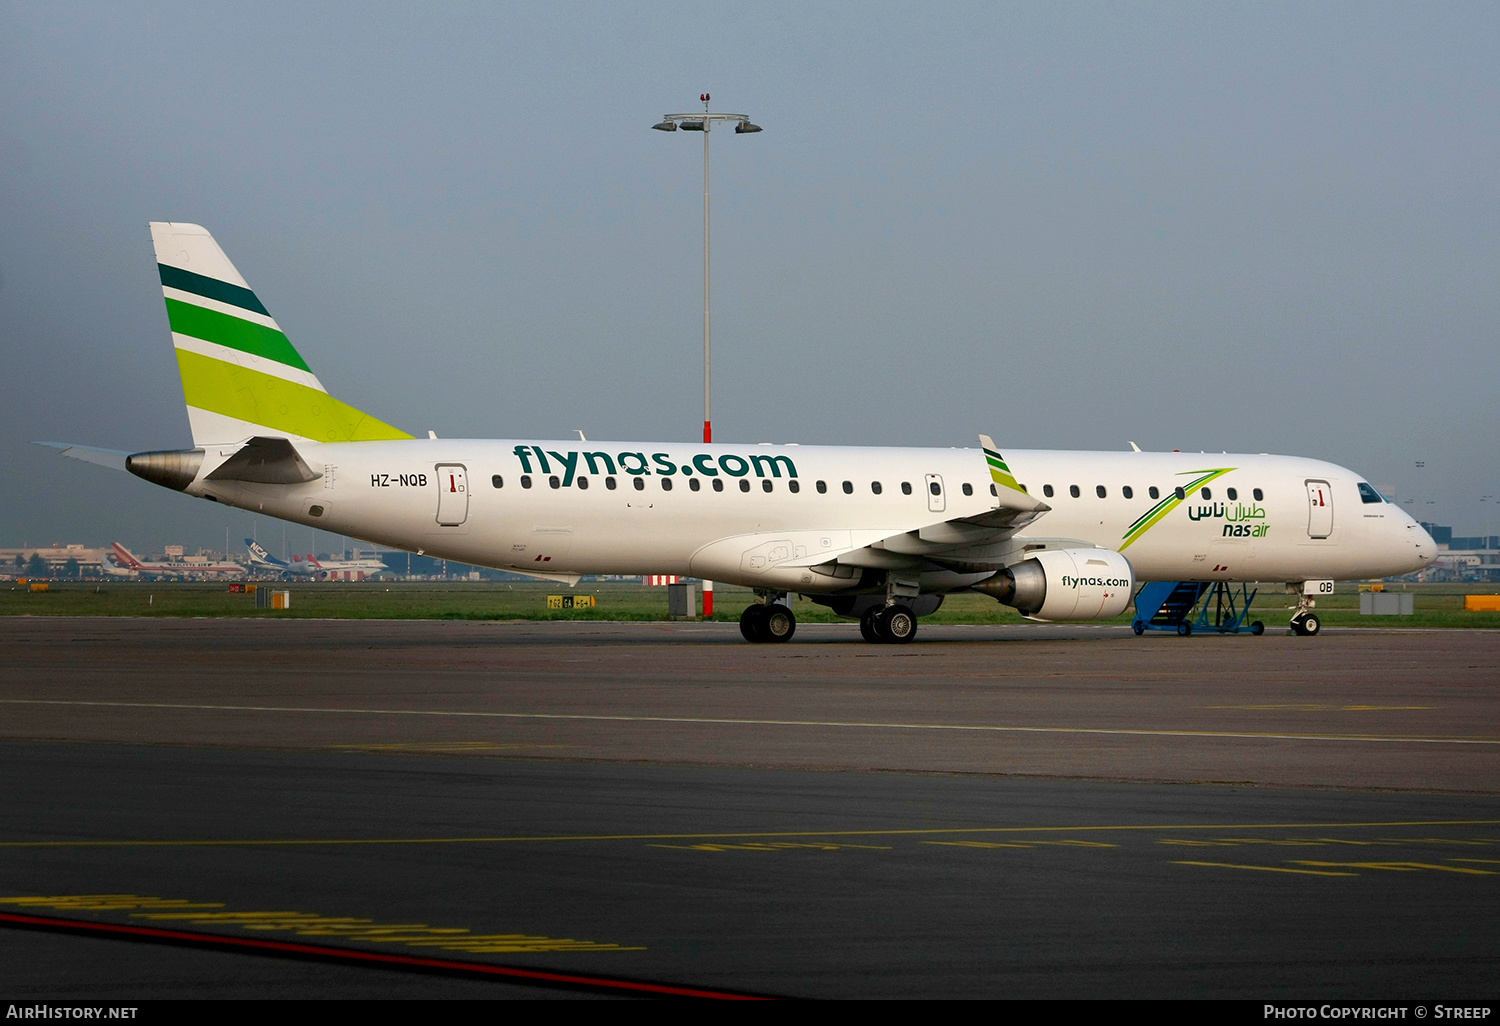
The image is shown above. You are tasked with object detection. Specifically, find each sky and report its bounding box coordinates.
[3,1,1498,553]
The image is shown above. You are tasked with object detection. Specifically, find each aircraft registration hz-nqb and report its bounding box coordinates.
[48,223,1436,642]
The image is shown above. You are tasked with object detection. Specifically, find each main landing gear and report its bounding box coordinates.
[859,604,918,645]
[740,596,796,643]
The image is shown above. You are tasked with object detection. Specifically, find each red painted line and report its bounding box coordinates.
[0,911,769,1000]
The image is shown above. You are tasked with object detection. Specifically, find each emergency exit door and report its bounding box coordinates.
[924,474,946,514]
[436,464,469,526]
[1305,479,1333,539]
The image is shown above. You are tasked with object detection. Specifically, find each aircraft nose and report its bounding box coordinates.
[1407,519,1437,569]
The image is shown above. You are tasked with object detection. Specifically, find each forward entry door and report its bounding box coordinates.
[1305,479,1333,539]
[436,464,469,526]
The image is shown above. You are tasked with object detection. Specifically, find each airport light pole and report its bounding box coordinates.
[652,95,761,446]
[653,94,761,618]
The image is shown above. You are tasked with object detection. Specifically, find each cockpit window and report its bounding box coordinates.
[1357,482,1385,504]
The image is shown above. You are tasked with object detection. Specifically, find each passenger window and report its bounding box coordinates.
[816,480,827,494]
[1253,488,1263,501]
[1358,482,1384,504]
[1174,487,1185,500]
[762,480,773,493]
[1226,487,1237,501]
[872,481,882,495]
[577,476,589,490]
[1201,488,1211,500]
[788,480,800,494]
[521,475,532,489]
[661,478,672,491]
[843,481,854,494]
[713,478,724,492]
[606,477,617,490]
[1123,486,1133,499]
[689,478,701,492]
[1149,486,1159,500]
[740,480,751,493]
[633,478,645,491]
[1096,485,1106,498]
[929,481,941,496]
[1043,485,1054,498]
[491,475,503,488]
[962,483,973,496]
[1069,485,1080,498]
[902,482,912,495]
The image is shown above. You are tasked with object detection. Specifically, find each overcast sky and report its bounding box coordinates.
[3,1,1497,554]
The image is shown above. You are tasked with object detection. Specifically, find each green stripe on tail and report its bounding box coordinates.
[165,298,310,372]
[978,433,1025,493]
[158,263,269,316]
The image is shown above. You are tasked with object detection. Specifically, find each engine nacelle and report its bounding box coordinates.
[973,548,1135,621]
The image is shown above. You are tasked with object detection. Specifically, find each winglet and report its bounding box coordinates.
[979,434,1050,510]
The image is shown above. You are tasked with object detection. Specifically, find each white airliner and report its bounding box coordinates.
[109,542,244,578]
[245,539,387,580]
[294,551,389,581]
[53,223,1435,641]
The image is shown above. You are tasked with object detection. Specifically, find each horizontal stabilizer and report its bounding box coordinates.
[207,436,322,484]
[36,442,130,471]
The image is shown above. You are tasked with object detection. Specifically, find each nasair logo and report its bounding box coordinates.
[1122,468,1248,549]
[1188,498,1271,538]
[513,445,797,485]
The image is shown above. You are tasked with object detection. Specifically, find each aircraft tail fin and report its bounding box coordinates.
[110,543,143,569]
[245,539,288,567]
[150,222,411,447]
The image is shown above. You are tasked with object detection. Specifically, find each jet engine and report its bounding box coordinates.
[973,548,1135,621]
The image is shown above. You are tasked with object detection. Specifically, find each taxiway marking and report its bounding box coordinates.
[2,820,1497,849]
[1,698,1492,745]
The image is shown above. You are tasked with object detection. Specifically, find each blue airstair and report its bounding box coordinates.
[1133,581,1263,636]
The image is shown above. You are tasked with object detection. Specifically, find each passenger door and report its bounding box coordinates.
[1305,479,1333,539]
[436,464,469,526]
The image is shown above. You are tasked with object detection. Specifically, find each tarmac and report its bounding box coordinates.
[1,618,1497,998]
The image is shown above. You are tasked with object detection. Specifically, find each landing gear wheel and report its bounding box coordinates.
[878,605,918,644]
[1132,619,1146,636]
[739,603,769,643]
[1250,620,1265,636]
[1301,613,1320,636]
[1177,621,1193,637]
[763,604,796,643]
[859,611,883,643]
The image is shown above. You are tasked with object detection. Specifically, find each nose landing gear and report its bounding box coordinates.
[1290,611,1321,636]
[1288,585,1324,636]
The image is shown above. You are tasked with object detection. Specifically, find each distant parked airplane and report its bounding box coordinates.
[110,542,243,578]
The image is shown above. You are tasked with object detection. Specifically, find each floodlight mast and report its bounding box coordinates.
[654,96,760,620]
[652,95,761,447]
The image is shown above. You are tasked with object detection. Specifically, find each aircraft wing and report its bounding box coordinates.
[691,436,1055,581]
[828,433,1052,570]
